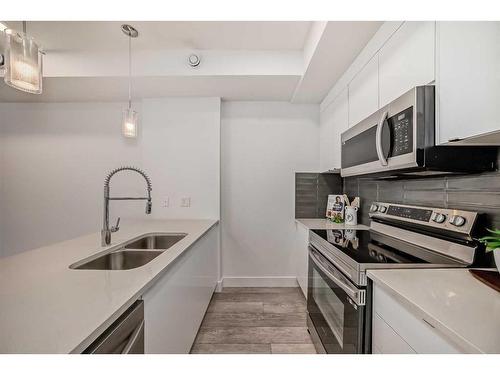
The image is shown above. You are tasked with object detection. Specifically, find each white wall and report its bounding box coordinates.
[220,101,319,286]
[141,98,220,220]
[0,98,220,257]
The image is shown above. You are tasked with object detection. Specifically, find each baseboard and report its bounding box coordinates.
[221,276,299,288]
[215,279,224,292]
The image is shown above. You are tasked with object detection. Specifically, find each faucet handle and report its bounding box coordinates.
[111,217,120,233]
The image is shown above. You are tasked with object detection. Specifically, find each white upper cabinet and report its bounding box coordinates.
[319,104,334,171]
[319,88,348,171]
[379,22,435,107]
[331,88,349,168]
[348,55,379,127]
[436,22,500,144]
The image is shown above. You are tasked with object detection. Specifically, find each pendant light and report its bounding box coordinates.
[121,24,139,138]
[3,21,43,94]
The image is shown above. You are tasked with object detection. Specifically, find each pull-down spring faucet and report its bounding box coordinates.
[102,166,152,246]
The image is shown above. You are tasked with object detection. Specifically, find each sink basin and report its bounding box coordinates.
[124,234,187,250]
[71,250,163,270]
[70,233,187,271]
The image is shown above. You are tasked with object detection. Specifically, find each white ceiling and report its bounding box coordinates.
[3,21,312,51]
[0,21,382,103]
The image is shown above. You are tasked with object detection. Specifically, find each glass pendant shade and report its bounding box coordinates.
[4,29,43,94]
[122,108,138,138]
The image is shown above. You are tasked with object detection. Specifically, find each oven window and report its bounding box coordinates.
[312,268,344,348]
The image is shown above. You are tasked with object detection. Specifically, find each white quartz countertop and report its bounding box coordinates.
[0,219,218,354]
[295,218,369,231]
[367,268,500,353]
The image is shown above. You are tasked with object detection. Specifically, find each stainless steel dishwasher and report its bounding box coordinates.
[83,300,144,354]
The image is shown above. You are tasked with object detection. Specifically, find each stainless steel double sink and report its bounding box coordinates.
[70,233,187,271]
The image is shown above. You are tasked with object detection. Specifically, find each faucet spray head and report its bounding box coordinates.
[146,200,152,214]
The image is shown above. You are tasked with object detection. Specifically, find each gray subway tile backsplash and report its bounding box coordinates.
[295,172,343,218]
[404,178,446,191]
[446,173,500,191]
[447,191,500,209]
[344,171,500,228]
[404,189,446,206]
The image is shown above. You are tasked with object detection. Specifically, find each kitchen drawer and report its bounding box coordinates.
[373,284,463,353]
[372,312,416,354]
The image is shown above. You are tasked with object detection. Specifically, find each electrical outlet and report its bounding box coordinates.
[181,197,191,207]
[162,197,169,208]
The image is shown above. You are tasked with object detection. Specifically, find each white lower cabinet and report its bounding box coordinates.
[142,225,218,353]
[294,223,310,298]
[372,283,464,354]
[372,313,416,354]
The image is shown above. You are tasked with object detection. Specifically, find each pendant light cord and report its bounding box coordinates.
[128,33,132,110]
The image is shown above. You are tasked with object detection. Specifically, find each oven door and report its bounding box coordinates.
[307,245,365,354]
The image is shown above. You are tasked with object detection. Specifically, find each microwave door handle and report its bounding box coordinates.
[309,248,364,306]
[376,111,389,166]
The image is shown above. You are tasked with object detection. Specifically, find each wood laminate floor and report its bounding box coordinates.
[191,287,317,354]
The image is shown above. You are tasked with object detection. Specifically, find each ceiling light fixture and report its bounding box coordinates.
[121,24,139,138]
[3,21,43,94]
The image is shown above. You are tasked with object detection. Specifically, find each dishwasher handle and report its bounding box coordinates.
[121,320,145,354]
[83,300,144,354]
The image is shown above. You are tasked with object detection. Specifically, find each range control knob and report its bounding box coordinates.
[370,204,379,213]
[449,215,466,227]
[431,212,447,224]
[378,205,387,213]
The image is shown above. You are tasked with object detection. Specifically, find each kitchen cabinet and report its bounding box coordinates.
[348,55,379,127]
[294,222,309,298]
[319,106,334,172]
[436,21,500,144]
[379,21,435,107]
[142,224,218,353]
[319,88,348,171]
[331,89,349,168]
[372,312,416,354]
[372,284,464,354]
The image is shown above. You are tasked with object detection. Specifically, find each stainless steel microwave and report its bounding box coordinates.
[340,86,497,178]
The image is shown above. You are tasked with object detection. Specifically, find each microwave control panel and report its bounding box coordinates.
[388,107,413,157]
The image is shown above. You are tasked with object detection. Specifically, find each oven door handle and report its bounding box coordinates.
[376,110,389,166]
[309,247,365,306]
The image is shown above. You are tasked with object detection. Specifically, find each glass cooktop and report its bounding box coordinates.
[311,229,459,265]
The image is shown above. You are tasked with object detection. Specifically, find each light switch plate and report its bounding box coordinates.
[181,197,191,207]
[162,197,169,208]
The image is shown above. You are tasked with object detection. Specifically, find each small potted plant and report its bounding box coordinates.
[480,228,500,273]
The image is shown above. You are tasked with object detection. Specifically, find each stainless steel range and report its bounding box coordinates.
[306,201,485,354]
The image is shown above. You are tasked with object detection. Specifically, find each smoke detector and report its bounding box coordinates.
[188,53,201,67]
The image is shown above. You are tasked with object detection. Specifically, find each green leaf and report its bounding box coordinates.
[480,236,500,241]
